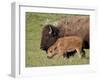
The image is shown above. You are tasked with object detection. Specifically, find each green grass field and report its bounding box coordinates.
[25,12,89,67]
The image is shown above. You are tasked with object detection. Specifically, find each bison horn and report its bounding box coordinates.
[49,26,52,34]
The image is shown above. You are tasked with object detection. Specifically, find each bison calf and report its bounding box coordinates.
[47,36,84,59]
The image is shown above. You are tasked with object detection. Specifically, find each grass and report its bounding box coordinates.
[25,12,89,67]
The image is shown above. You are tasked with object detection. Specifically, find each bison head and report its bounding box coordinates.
[40,24,59,52]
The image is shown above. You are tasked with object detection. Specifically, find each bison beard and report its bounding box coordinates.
[40,15,89,52]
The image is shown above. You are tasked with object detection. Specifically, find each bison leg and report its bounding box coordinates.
[81,48,86,57]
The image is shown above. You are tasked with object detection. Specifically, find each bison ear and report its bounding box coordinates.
[49,26,52,34]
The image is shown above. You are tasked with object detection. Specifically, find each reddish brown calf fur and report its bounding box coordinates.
[47,36,83,58]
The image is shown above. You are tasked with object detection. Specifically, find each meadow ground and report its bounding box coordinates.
[25,12,89,67]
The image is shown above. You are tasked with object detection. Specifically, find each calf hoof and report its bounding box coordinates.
[78,55,82,58]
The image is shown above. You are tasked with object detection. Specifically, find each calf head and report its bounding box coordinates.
[47,46,57,59]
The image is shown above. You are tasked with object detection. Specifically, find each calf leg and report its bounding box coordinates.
[56,49,64,59]
[76,48,81,58]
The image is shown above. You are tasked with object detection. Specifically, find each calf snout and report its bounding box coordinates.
[47,56,52,59]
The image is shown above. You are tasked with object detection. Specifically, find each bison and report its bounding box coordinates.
[47,36,84,59]
[40,15,89,52]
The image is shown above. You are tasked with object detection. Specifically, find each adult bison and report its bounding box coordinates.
[40,15,89,52]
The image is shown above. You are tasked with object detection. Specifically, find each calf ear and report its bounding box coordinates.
[54,46,57,50]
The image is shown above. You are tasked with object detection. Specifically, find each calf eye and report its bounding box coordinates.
[50,50,52,53]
